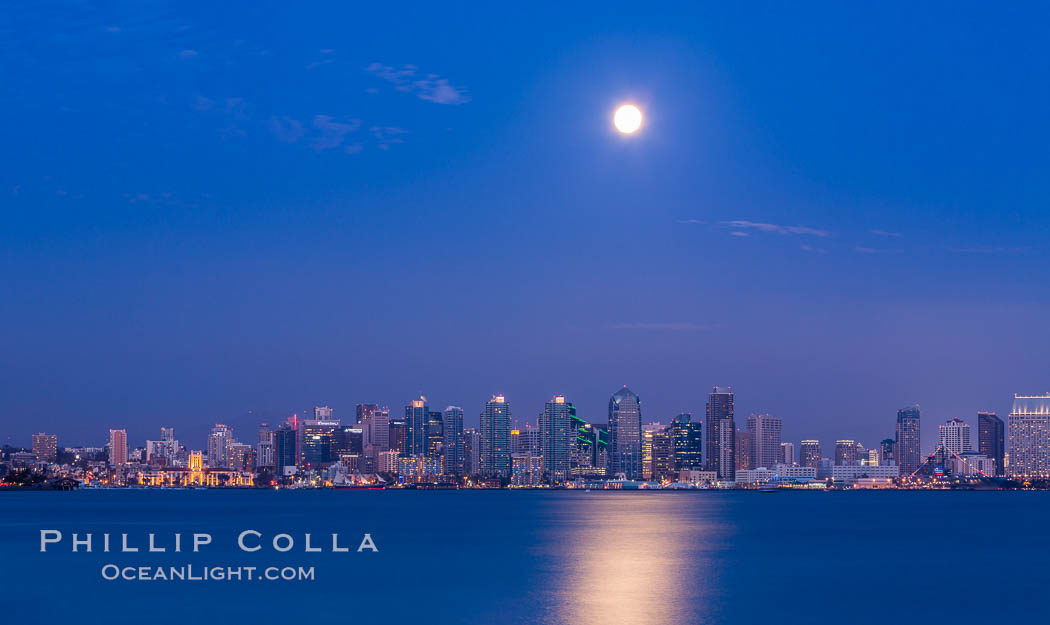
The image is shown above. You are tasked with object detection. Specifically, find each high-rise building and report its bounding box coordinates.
[301,419,340,467]
[746,413,782,469]
[608,386,642,479]
[255,424,275,468]
[650,429,675,481]
[464,428,481,476]
[540,395,573,483]
[572,418,608,478]
[706,387,735,478]
[800,440,821,469]
[357,404,391,452]
[1008,394,1050,478]
[206,424,233,468]
[671,413,703,471]
[314,405,333,419]
[388,417,407,455]
[480,394,512,478]
[511,453,543,487]
[443,406,465,476]
[895,405,922,475]
[333,425,364,466]
[427,410,444,459]
[405,397,429,457]
[779,442,794,466]
[977,412,1005,477]
[274,421,297,476]
[879,438,896,466]
[834,440,859,466]
[939,418,972,455]
[32,433,57,463]
[734,429,751,472]
[108,429,128,466]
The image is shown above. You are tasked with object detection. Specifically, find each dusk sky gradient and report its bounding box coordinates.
[2,2,1048,451]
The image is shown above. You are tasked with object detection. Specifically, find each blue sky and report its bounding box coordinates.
[2,1,1048,450]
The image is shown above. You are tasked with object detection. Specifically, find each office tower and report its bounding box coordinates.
[314,405,333,419]
[746,413,782,469]
[780,442,794,466]
[834,440,859,466]
[895,405,921,475]
[939,418,972,455]
[671,413,703,471]
[206,424,233,468]
[734,429,751,471]
[977,412,1005,476]
[574,421,608,477]
[388,417,407,455]
[255,424,274,468]
[480,394,512,478]
[879,438,896,466]
[443,406,465,476]
[405,397,429,457]
[608,386,642,479]
[800,440,821,469]
[32,433,57,463]
[108,429,128,466]
[706,387,735,478]
[426,410,444,459]
[464,428,481,476]
[160,427,175,442]
[333,425,364,467]
[274,421,297,476]
[1008,394,1050,478]
[357,404,391,451]
[540,395,573,483]
[301,419,340,467]
[650,429,675,481]
[227,443,255,471]
[642,428,656,479]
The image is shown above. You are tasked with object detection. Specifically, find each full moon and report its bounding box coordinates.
[613,104,643,134]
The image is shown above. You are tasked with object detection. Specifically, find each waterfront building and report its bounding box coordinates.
[397,454,443,483]
[650,429,675,481]
[834,440,859,466]
[895,405,922,475]
[746,413,782,470]
[480,394,512,478]
[706,387,735,478]
[540,395,573,482]
[377,449,400,474]
[939,418,972,455]
[511,453,543,486]
[831,464,900,483]
[301,419,340,468]
[977,412,1005,476]
[1008,394,1050,478]
[108,428,128,466]
[671,413,703,471]
[677,469,719,484]
[950,452,996,477]
[800,440,822,469]
[443,406,465,476]
[32,433,57,463]
[608,386,642,479]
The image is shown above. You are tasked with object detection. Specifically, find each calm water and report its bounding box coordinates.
[0,490,1043,624]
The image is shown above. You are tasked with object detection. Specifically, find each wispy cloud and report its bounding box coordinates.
[675,218,706,225]
[365,63,470,105]
[870,229,903,238]
[800,244,826,253]
[946,246,1028,254]
[729,231,750,237]
[310,115,361,151]
[607,322,712,331]
[721,220,832,237]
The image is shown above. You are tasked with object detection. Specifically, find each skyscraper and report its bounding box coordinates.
[540,395,573,483]
[608,386,642,479]
[256,424,275,468]
[314,405,333,419]
[706,387,735,478]
[32,433,57,463]
[206,424,233,468]
[480,394,512,478]
[746,413,782,469]
[879,438,896,466]
[977,411,1005,477]
[734,429,751,472]
[108,429,127,466]
[939,418,972,455]
[800,440,821,469]
[301,419,340,467]
[834,440,859,466]
[1008,394,1050,478]
[274,421,297,476]
[895,405,921,476]
[779,442,794,466]
[405,397,429,457]
[650,429,675,481]
[427,410,444,458]
[671,413,703,471]
[442,406,465,476]
[357,404,391,452]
